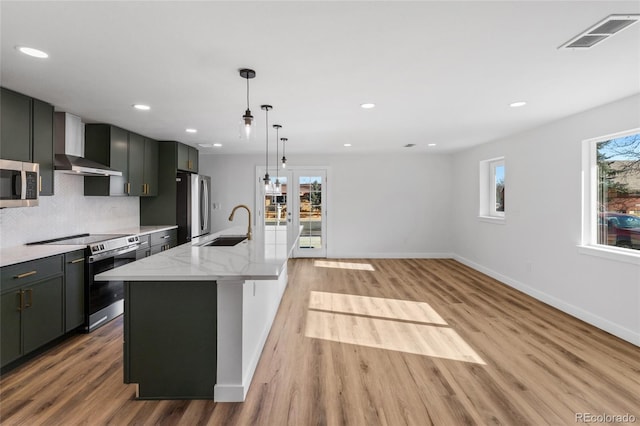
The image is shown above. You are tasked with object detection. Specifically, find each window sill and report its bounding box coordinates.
[477,215,506,225]
[577,245,640,265]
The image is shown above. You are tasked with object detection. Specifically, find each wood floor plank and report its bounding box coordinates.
[1,258,639,425]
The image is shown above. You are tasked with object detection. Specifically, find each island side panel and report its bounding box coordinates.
[124,281,217,399]
[215,264,289,402]
[215,279,245,402]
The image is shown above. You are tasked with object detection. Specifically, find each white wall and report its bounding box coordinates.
[451,94,640,345]
[199,152,453,258]
[0,172,139,248]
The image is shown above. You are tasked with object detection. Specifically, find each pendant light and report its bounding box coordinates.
[239,69,256,139]
[273,124,282,192]
[261,105,273,192]
[281,137,288,168]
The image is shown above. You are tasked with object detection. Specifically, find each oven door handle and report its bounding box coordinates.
[88,244,140,263]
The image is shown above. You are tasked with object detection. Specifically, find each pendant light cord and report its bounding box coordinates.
[246,77,250,109]
[265,110,269,173]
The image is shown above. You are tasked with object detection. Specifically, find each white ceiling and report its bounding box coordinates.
[1,1,639,155]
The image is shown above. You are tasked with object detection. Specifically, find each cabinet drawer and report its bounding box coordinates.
[1,255,64,291]
[149,229,177,247]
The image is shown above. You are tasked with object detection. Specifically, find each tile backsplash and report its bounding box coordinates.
[0,172,139,248]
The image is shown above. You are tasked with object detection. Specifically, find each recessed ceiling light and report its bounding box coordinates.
[344,143,352,147]
[185,128,197,133]
[213,143,222,148]
[360,103,376,109]
[133,104,150,111]
[198,143,214,148]
[428,143,437,147]
[509,101,527,108]
[16,46,48,58]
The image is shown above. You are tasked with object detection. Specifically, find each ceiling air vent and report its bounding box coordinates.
[404,143,416,148]
[559,14,640,49]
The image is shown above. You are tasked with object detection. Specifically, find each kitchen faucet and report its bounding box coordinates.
[228,204,252,240]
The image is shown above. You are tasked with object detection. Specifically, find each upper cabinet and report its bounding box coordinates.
[84,124,129,196]
[84,125,158,197]
[0,88,55,196]
[127,133,158,197]
[32,99,55,196]
[0,88,31,162]
[177,142,198,173]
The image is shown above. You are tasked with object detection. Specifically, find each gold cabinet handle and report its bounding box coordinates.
[70,258,84,264]
[25,289,33,308]
[18,291,24,311]
[15,270,37,279]
[126,182,131,194]
[39,176,43,193]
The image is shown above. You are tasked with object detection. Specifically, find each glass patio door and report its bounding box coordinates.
[292,170,327,258]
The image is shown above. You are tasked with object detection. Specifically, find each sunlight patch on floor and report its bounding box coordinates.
[305,310,485,364]
[309,291,447,325]
[305,291,485,364]
[313,260,375,271]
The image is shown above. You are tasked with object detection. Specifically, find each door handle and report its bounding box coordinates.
[14,270,37,279]
[25,289,33,308]
[69,258,85,264]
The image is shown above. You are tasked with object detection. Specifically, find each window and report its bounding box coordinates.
[582,129,640,255]
[479,157,505,221]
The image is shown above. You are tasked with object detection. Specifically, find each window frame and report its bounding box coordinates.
[580,127,640,262]
[479,156,506,223]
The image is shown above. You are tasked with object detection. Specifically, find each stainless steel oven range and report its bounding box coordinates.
[31,233,140,331]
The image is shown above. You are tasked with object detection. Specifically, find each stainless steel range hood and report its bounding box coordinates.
[54,112,122,177]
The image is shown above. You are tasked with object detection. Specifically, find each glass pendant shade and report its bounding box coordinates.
[239,69,256,140]
[281,138,288,168]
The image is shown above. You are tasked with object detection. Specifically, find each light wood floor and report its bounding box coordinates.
[1,258,639,425]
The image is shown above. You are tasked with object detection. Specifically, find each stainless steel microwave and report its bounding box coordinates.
[0,159,39,208]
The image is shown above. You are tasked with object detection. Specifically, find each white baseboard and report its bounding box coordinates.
[453,255,640,347]
[214,384,246,402]
[327,252,454,259]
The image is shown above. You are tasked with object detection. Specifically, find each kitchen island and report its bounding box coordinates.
[95,225,297,401]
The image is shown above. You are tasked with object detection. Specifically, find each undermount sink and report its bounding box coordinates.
[201,236,247,247]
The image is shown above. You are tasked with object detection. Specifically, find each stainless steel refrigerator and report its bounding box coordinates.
[176,172,211,244]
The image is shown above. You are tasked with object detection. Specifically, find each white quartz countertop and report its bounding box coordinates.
[0,244,86,267]
[0,225,178,268]
[95,226,297,282]
[109,225,178,236]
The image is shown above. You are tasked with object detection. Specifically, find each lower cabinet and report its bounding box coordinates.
[150,229,178,255]
[64,250,85,332]
[22,276,64,354]
[0,254,65,368]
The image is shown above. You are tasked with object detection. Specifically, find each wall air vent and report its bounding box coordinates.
[559,14,640,49]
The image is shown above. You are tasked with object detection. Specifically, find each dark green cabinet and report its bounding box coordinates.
[128,133,158,197]
[140,141,198,226]
[0,290,22,367]
[177,142,198,173]
[128,132,145,196]
[0,88,31,162]
[150,229,178,254]
[32,99,55,196]
[85,125,158,197]
[64,251,85,332]
[0,88,55,196]
[22,276,64,354]
[0,255,65,368]
[84,124,129,196]
[143,137,158,196]
[124,280,216,398]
